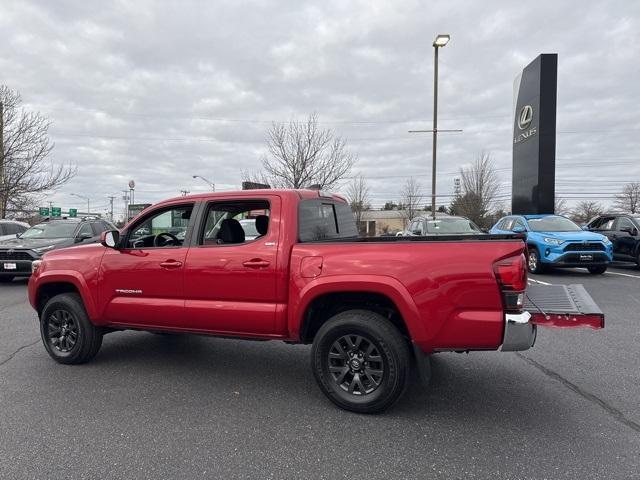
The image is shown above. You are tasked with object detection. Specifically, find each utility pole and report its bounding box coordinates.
[107,196,115,221]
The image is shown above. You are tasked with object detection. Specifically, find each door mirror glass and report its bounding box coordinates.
[101,230,120,248]
[75,232,93,243]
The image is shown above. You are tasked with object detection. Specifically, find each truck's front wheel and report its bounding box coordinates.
[40,293,103,364]
[311,310,410,413]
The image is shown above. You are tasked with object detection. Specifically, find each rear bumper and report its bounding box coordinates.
[500,312,537,351]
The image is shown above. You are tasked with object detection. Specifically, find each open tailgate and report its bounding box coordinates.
[525,284,604,329]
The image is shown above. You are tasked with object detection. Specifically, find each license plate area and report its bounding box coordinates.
[524,284,604,329]
[3,263,17,270]
[579,254,593,261]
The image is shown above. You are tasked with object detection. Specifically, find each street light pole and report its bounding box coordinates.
[193,175,215,191]
[408,35,459,221]
[431,34,449,220]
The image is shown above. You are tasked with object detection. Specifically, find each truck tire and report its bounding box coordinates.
[588,265,607,274]
[40,293,103,364]
[527,248,544,274]
[311,309,410,413]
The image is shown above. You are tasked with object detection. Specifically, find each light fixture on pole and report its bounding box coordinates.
[193,175,215,191]
[409,33,461,220]
[71,193,90,215]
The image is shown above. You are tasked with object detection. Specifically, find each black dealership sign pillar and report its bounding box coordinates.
[512,54,557,214]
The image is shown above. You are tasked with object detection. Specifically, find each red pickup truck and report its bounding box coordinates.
[28,189,604,412]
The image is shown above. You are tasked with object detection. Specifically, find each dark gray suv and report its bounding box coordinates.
[0,218,116,282]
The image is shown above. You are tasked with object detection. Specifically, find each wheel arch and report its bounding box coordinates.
[34,272,96,320]
[291,276,425,344]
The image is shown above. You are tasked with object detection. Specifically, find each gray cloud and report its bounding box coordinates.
[1,0,639,217]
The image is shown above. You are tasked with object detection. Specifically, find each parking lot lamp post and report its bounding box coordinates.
[193,175,215,192]
[431,34,450,220]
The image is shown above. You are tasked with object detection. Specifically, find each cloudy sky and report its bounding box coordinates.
[2,0,639,218]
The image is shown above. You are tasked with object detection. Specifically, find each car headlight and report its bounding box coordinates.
[543,237,564,245]
[33,245,55,255]
[31,260,43,274]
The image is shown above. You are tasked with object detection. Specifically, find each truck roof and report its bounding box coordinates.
[155,189,348,206]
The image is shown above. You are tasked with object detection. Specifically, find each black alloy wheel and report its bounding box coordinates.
[328,334,385,396]
[40,293,103,364]
[46,309,79,353]
[311,309,410,413]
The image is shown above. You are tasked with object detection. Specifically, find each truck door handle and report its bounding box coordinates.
[243,259,270,269]
[159,260,183,269]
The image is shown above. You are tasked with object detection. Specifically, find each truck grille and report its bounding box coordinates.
[0,250,34,261]
[564,243,605,252]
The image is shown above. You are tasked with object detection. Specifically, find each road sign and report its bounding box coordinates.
[39,207,49,216]
[51,207,61,217]
[68,208,77,217]
[127,203,151,221]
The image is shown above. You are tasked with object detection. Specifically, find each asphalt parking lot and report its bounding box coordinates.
[1,266,639,480]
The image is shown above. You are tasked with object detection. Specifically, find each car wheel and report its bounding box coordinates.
[527,248,544,274]
[588,265,607,275]
[311,309,410,414]
[0,276,14,283]
[40,293,103,364]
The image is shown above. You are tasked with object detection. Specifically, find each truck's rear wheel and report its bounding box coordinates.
[311,309,410,413]
[40,293,103,364]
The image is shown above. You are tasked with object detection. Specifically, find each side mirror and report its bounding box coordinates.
[512,225,526,234]
[75,233,93,243]
[412,230,422,235]
[581,225,590,231]
[621,226,637,236]
[101,230,120,249]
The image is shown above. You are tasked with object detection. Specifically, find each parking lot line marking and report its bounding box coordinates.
[528,278,553,286]
[605,271,640,279]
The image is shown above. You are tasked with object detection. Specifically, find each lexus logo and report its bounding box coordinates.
[518,105,533,130]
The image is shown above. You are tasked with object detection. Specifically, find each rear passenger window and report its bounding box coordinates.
[298,200,358,242]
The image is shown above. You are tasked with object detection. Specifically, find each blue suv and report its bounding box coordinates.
[490,214,613,274]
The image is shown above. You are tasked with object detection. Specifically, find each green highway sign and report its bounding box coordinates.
[68,208,78,217]
[51,207,62,217]
[39,207,49,216]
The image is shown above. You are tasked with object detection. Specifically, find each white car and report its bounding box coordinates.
[0,220,30,242]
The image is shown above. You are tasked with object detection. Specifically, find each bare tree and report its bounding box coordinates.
[450,152,500,227]
[554,196,569,216]
[249,113,355,190]
[0,85,75,218]
[400,177,423,223]
[346,175,370,226]
[613,182,640,214]
[570,200,604,225]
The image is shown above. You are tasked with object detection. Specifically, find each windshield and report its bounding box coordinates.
[528,216,582,232]
[20,222,77,239]
[424,218,482,234]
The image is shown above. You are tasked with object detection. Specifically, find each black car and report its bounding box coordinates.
[586,213,640,265]
[0,217,116,282]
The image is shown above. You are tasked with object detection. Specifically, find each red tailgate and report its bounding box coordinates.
[525,284,604,329]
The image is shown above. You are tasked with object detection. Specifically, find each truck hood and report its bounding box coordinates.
[533,230,607,242]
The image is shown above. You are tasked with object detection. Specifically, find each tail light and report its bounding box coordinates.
[493,254,527,311]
